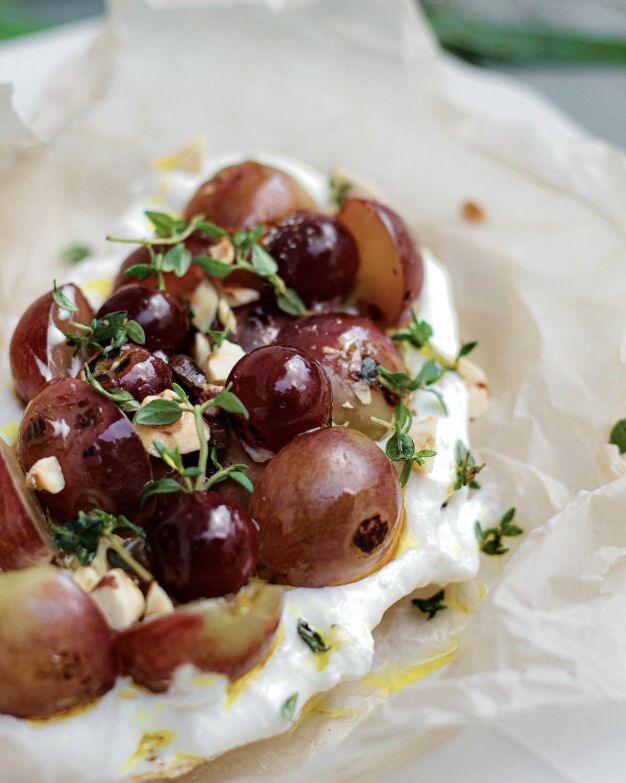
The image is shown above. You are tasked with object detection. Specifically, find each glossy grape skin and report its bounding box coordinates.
[147,491,260,603]
[183,161,316,231]
[18,378,152,521]
[88,344,173,402]
[250,427,402,587]
[10,284,94,404]
[230,301,293,352]
[264,211,359,304]
[277,313,403,440]
[0,439,52,571]
[97,284,190,353]
[0,565,117,718]
[227,345,333,457]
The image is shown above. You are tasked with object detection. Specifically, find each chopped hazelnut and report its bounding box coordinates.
[25,456,65,494]
[135,389,210,457]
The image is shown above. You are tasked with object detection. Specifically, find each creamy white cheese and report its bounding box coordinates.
[0,157,480,783]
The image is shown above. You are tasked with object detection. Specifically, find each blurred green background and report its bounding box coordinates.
[1,0,625,146]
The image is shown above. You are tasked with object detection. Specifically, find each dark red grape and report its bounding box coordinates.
[147,491,259,603]
[88,344,173,402]
[227,345,332,457]
[10,284,94,404]
[18,378,152,521]
[277,313,403,439]
[97,284,190,353]
[264,211,359,304]
[230,301,293,352]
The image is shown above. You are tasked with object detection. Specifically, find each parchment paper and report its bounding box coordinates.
[1,1,626,781]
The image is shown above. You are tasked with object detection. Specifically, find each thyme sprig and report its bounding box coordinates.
[65,310,145,354]
[136,382,251,501]
[377,361,448,415]
[453,439,484,491]
[50,509,152,582]
[412,589,446,619]
[194,223,306,316]
[374,402,436,487]
[84,365,141,414]
[107,212,204,290]
[475,508,522,556]
[328,173,353,208]
[393,310,477,373]
[107,210,306,316]
[52,280,79,313]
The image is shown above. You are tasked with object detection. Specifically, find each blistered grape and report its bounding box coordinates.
[251,427,402,587]
[18,378,152,521]
[88,344,173,402]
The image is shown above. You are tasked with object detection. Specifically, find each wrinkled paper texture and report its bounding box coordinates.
[1,0,626,781]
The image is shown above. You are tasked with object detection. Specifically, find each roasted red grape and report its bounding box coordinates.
[97,284,190,353]
[229,301,293,352]
[251,427,402,587]
[18,378,152,521]
[0,565,117,718]
[10,284,94,404]
[88,344,173,402]
[227,345,332,457]
[264,211,359,304]
[337,198,423,326]
[183,161,316,230]
[277,313,403,439]
[0,439,52,571]
[117,584,283,692]
[147,491,259,603]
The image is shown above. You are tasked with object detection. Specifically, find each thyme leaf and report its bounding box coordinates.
[281,693,298,722]
[50,509,152,581]
[52,280,79,313]
[453,439,485,491]
[412,589,446,619]
[475,507,523,556]
[297,619,331,654]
